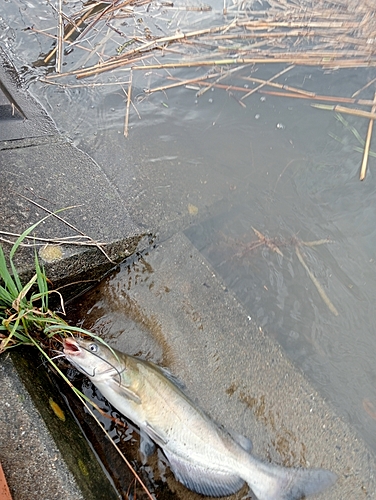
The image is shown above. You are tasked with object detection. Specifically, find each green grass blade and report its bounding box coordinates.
[0,285,15,306]
[9,218,51,292]
[8,207,75,292]
[0,245,19,298]
[34,249,48,311]
[334,112,364,146]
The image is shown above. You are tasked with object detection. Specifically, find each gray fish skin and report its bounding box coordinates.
[63,337,337,500]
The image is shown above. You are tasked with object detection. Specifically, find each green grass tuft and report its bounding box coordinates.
[0,214,101,354]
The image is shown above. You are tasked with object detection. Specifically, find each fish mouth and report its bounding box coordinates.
[63,337,81,356]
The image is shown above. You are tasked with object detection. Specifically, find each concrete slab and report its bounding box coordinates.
[0,47,56,141]
[0,354,85,500]
[99,232,375,499]
[1,137,144,293]
[0,47,144,297]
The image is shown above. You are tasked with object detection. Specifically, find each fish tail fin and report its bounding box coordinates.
[246,462,337,500]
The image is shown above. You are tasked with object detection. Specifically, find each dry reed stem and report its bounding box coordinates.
[312,103,376,121]
[124,69,133,137]
[56,0,64,73]
[352,77,376,98]
[196,65,246,97]
[30,27,92,54]
[75,0,122,41]
[130,57,376,72]
[44,5,95,64]
[240,65,294,101]
[260,89,376,106]
[162,77,264,94]
[360,92,376,181]
[295,245,339,316]
[16,194,116,264]
[241,77,315,97]
[40,78,130,88]
[146,72,221,93]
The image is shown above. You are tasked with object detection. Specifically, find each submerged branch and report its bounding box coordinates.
[295,245,339,317]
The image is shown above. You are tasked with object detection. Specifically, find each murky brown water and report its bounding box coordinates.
[3,0,376,497]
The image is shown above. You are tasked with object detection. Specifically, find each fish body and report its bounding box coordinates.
[63,337,337,500]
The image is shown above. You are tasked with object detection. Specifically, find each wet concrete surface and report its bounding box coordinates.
[0,46,143,298]
[81,232,376,499]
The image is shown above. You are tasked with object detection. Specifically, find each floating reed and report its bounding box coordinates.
[360,92,376,180]
[41,0,376,80]
[37,0,376,148]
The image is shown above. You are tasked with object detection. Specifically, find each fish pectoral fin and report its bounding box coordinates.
[164,451,245,497]
[108,379,141,404]
[144,422,168,446]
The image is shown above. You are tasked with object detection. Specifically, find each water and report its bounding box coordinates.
[2,0,376,494]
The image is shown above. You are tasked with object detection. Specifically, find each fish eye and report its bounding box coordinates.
[89,343,98,353]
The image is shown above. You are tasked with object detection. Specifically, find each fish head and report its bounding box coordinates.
[63,337,121,381]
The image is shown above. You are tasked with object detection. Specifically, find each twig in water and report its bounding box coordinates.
[312,103,376,121]
[295,245,339,316]
[352,77,376,98]
[240,65,294,101]
[124,69,133,137]
[360,92,376,181]
[56,0,64,73]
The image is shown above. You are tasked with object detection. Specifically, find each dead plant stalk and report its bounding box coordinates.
[360,92,376,181]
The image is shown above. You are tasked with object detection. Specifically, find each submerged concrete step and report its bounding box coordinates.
[96,231,375,499]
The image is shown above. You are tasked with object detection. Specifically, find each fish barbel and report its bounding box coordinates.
[63,337,337,500]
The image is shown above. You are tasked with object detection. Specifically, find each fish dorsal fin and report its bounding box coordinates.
[155,365,186,391]
[164,450,244,497]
